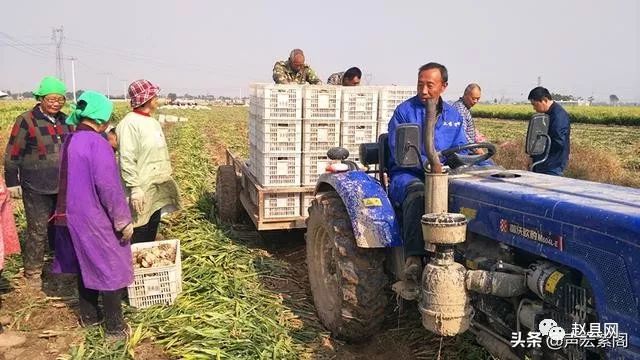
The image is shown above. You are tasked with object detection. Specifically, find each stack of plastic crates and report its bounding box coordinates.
[377,86,415,137]
[248,83,303,218]
[301,86,341,187]
[340,87,379,168]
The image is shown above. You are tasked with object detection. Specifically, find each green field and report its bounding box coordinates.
[473,104,640,125]
[0,101,639,359]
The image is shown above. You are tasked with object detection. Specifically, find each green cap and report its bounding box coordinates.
[33,76,67,97]
[66,91,113,126]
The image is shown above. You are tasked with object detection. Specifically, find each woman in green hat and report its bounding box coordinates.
[51,90,134,339]
[2,76,74,289]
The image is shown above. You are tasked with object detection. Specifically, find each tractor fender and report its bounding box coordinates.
[315,171,402,248]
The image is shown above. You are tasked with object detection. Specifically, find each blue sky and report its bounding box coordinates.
[1,0,638,102]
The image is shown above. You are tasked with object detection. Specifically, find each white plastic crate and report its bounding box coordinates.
[255,119,302,152]
[248,113,257,147]
[302,120,340,152]
[377,121,389,137]
[301,152,332,186]
[378,86,415,121]
[248,145,257,176]
[341,87,378,122]
[262,192,300,218]
[127,239,182,309]
[302,86,341,120]
[250,83,302,120]
[301,192,316,217]
[340,121,377,149]
[253,150,301,187]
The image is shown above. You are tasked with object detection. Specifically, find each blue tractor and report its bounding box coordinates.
[305,110,640,360]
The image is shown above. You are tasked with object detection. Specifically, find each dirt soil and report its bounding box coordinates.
[0,263,170,360]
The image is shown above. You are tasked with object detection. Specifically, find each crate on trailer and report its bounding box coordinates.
[378,86,415,121]
[128,239,182,309]
[302,86,341,120]
[340,121,377,148]
[250,83,302,120]
[253,150,301,187]
[255,119,302,152]
[301,192,316,217]
[301,152,332,186]
[248,113,257,147]
[260,192,300,218]
[341,87,378,122]
[302,120,340,152]
[377,121,389,137]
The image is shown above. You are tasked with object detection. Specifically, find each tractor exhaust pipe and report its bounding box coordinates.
[419,98,472,336]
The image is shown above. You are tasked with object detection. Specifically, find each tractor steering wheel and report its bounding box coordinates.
[439,142,496,169]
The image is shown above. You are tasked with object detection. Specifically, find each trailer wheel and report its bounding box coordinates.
[214,165,240,224]
[306,191,387,342]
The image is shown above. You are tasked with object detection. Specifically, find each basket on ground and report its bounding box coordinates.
[127,239,182,309]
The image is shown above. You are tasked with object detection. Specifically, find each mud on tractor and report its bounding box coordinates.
[305,99,640,359]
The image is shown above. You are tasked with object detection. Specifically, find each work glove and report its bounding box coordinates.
[120,223,134,243]
[8,186,22,199]
[130,188,146,214]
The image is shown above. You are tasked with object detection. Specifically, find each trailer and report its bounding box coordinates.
[214,149,314,231]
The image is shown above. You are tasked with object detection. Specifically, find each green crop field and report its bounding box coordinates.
[472,104,640,125]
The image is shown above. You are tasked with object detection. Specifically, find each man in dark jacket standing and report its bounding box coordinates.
[528,87,571,176]
[3,76,74,288]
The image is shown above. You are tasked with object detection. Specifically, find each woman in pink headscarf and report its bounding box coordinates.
[115,80,180,244]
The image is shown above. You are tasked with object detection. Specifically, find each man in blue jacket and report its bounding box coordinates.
[387,62,470,281]
[527,87,571,176]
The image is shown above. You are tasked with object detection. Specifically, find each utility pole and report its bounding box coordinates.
[69,57,77,103]
[101,72,112,99]
[537,76,542,87]
[52,27,65,81]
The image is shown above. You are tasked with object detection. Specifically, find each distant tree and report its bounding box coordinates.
[168,93,177,103]
[22,91,34,99]
[587,96,594,105]
[2,90,11,96]
[609,94,619,106]
[65,92,74,99]
[551,93,575,101]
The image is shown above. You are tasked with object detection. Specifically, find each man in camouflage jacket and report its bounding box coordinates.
[272,49,322,85]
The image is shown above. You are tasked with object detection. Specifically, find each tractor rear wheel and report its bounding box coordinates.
[214,165,240,224]
[306,191,387,342]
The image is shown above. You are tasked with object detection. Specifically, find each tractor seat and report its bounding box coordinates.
[359,133,391,185]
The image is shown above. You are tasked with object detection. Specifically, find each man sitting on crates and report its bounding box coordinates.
[273,49,322,85]
[387,62,472,285]
[327,67,362,86]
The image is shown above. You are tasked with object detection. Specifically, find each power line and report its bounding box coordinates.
[0,32,53,58]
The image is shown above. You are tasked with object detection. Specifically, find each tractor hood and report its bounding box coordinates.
[448,170,640,246]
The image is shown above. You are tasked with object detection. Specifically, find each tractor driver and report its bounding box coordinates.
[387,62,471,284]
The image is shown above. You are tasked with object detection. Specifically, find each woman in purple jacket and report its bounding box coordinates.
[52,91,134,339]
